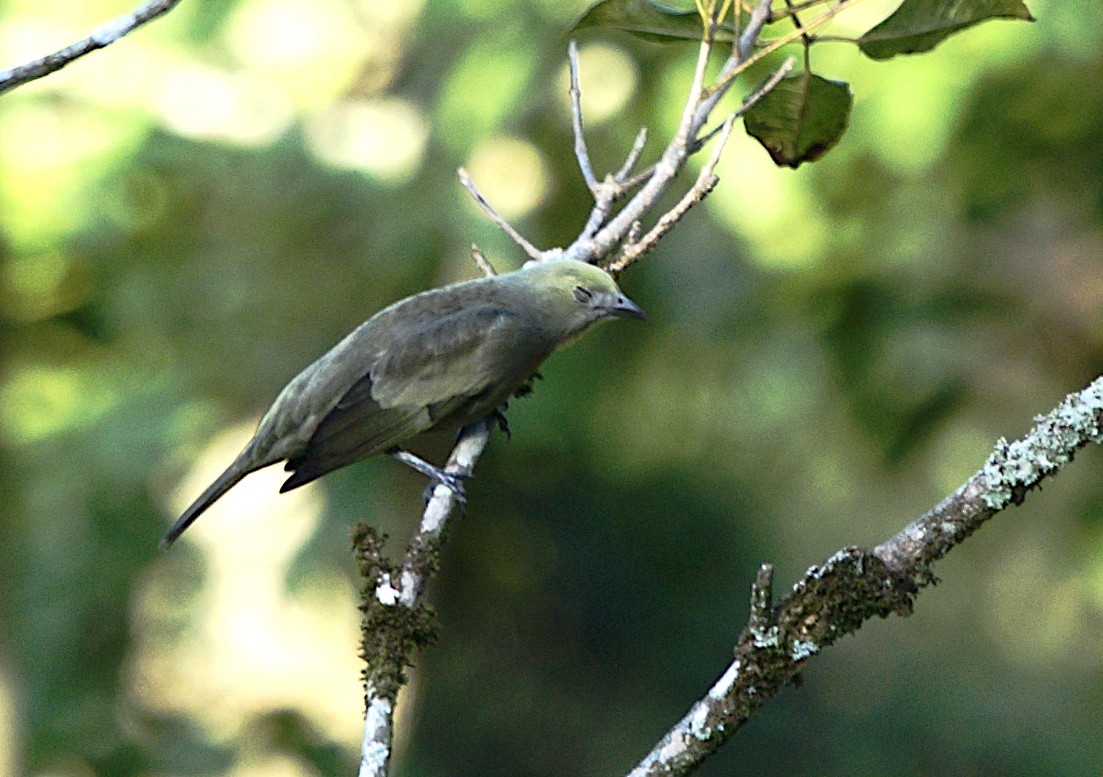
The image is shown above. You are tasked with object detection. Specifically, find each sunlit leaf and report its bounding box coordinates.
[743,73,852,168]
[572,0,733,43]
[858,0,1034,60]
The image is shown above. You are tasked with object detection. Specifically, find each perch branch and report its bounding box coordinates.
[627,377,1103,776]
[0,0,183,96]
[355,421,493,777]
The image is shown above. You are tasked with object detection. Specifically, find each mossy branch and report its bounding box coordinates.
[628,376,1103,776]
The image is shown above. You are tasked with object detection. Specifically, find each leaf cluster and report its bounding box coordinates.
[575,0,1033,166]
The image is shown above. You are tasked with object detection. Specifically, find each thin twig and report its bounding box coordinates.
[731,0,742,60]
[738,0,776,61]
[0,0,183,96]
[579,129,653,242]
[615,127,650,182]
[568,40,599,192]
[571,45,653,242]
[457,168,544,262]
[470,243,497,277]
[735,56,796,117]
[672,33,715,151]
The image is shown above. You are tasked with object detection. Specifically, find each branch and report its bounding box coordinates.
[354,421,492,777]
[627,377,1103,776]
[0,0,183,97]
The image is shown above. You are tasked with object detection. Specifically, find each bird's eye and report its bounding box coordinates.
[573,285,593,304]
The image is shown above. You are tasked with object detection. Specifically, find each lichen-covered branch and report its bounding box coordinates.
[627,376,1103,777]
[0,0,183,96]
[353,420,492,777]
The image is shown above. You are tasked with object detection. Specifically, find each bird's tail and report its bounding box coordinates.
[160,456,256,549]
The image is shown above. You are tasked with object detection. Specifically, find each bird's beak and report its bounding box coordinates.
[606,293,646,320]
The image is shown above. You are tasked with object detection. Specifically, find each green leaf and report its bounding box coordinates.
[572,0,733,43]
[858,0,1034,60]
[743,73,853,168]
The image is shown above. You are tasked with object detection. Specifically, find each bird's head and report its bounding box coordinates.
[517,259,645,340]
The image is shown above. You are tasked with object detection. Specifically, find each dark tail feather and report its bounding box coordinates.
[160,458,255,549]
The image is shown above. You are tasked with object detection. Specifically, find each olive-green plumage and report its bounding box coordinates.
[161,259,643,547]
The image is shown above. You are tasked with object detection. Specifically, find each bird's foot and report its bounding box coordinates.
[422,470,471,506]
[388,448,471,506]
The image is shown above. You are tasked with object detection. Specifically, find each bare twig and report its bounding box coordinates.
[738,0,776,60]
[736,56,796,117]
[627,377,1103,776]
[570,46,653,242]
[0,0,183,96]
[457,168,544,262]
[568,40,599,192]
[470,243,497,277]
[615,127,650,182]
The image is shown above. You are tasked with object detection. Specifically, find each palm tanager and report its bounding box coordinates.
[161,259,644,547]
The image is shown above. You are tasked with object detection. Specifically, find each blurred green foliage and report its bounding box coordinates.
[1,1,1102,776]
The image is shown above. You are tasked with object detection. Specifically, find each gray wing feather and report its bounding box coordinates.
[281,305,550,490]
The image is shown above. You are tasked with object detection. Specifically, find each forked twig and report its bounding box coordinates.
[615,127,650,181]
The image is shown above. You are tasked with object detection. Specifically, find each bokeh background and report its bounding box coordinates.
[2,0,1102,775]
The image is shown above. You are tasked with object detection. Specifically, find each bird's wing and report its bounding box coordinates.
[280,304,549,491]
[368,304,550,411]
[280,383,429,491]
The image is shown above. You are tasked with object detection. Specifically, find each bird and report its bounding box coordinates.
[161,258,645,548]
